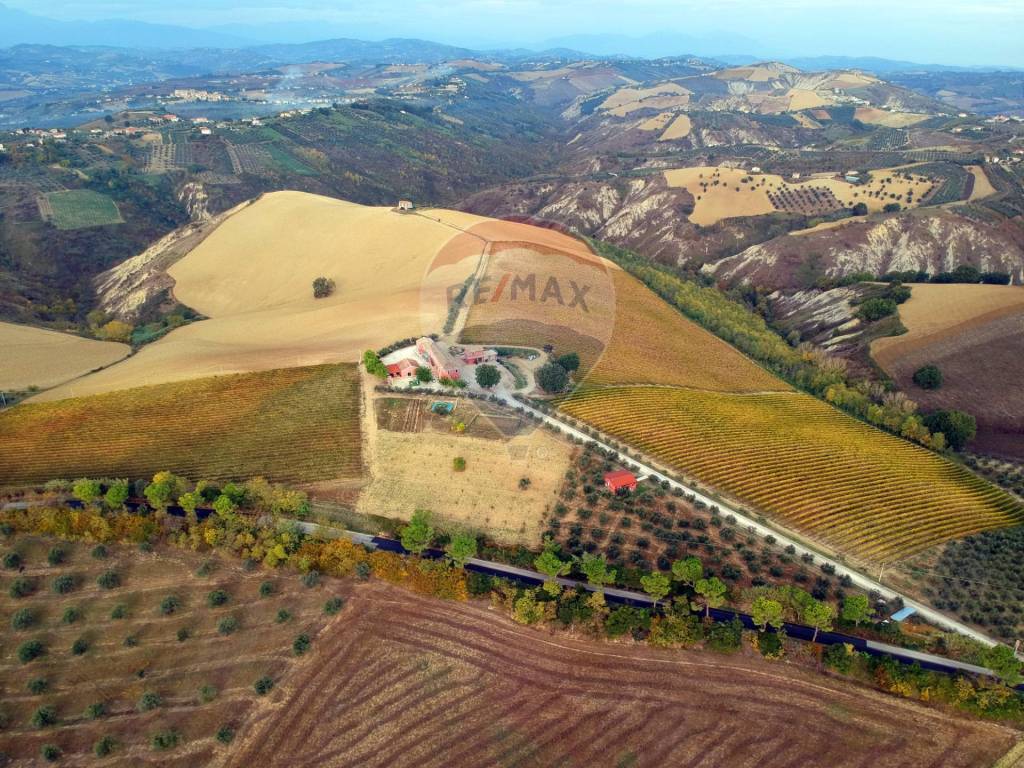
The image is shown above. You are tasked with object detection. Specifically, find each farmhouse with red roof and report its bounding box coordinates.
[603,470,637,493]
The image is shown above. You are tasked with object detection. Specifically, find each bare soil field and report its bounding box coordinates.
[600,82,691,116]
[967,165,997,200]
[853,107,931,128]
[872,285,1024,458]
[664,165,934,226]
[0,321,129,391]
[0,535,342,765]
[226,579,1018,768]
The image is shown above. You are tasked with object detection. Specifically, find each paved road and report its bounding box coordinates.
[491,390,1002,648]
[295,520,1022,689]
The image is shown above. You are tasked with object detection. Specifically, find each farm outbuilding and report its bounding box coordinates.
[386,358,419,381]
[603,470,637,493]
[416,337,462,380]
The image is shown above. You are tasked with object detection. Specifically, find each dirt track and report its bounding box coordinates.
[226,581,1016,768]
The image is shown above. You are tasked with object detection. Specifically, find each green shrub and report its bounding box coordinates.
[51,574,76,594]
[604,606,651,638]
[96,570,120,590]
[62,607,81,624]
[27,678,48,694]
[857,297,897,321]
[757,630,784,659]
[275,609,291,624]
[18,639,46,663]
[94,735,116,757]
[137,692,161,712]
[217,616,239,635]
[110,604,127,620]
[85,702,106,719]
[150,729,179,751]
[159,595,181,615]
[207,589,229,607]
[91,545,108,560]
[823,642,853,673]
[301,570,320,588]
[47,546,67,566]
[200,684,218,703]
[10,576,36,598]
[259,580,275,597]
[355,562,372,581]
[11,607,35,630]
[323,597,345,615]
[41,744,61,762]
[216,725,235,744]
[71,637,89,655]
[123,634,139,648]
[253,676,274,696]
[176,627,191,642]
[293,634,311,656]
[3,551,21,569]
[32,705,57,728]
[706,617,743,653]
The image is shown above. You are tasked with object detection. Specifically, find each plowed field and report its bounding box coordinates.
[226,580,1016,768]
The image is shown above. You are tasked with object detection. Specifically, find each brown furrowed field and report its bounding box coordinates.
[0,535,342,765]
[558,386,1024,562]
[226,579,1017,768]
[872,284,1024,459]
[0,364,362,486]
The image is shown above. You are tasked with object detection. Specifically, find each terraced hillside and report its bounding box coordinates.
[559,387,1023,562]
[0,364,362,486]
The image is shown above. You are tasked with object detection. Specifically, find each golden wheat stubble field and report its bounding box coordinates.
[558,386,1023,563]
[225,579,1018,768]
[0,321,130,391]
[0,364,363,486]
[663,165,934,226]
[0,535,342,765]
[34,193,490,401]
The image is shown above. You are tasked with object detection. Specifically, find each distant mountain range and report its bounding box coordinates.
[0,3,1019,74]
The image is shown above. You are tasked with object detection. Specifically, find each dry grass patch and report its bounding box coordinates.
[359,413,570,545]
[0,322,129,390]
[853,107,931,128]
[0,364,362,486]
[967,165,997,200]
[658,114,692,140]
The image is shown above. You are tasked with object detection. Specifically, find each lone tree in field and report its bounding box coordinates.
[751,596,784,632]
[534,540,571,596]
[691,577,727,618]
[475,364,500,389]
[401,510,434,555]
[312,277,335,299]
[912,364,943,390]
[444,530,477,568]
[841,594,871,626]
[640,572,671,604]
[671,556,703,589]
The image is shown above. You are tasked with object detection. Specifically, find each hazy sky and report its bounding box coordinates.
[6,0,1023,66]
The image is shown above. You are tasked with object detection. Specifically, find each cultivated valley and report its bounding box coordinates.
[1,6,1023,766]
